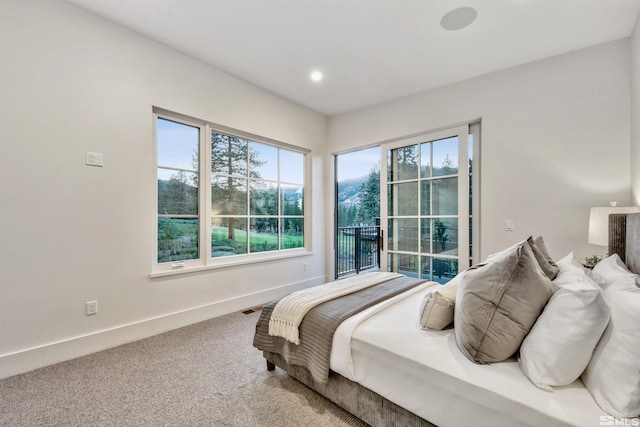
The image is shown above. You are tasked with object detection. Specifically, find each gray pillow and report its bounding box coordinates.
[455,240,556,364]
[530,235,559,280]
[419,274,461,331]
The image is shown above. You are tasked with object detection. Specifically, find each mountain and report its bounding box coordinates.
[337,176,366,205]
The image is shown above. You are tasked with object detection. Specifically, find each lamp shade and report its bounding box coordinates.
[588,206,640,246]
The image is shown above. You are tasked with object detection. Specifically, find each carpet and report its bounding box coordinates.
[0,309,367,426]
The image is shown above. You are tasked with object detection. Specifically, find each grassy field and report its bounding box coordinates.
[211,225,303,255]
[158,219,303,262]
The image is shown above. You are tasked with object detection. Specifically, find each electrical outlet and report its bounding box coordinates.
[304,262,309,271]
[86,300,98,316]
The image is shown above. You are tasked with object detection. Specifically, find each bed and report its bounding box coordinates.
[253,215,640,427]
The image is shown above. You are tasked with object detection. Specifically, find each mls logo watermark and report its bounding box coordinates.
[600,416,640,426]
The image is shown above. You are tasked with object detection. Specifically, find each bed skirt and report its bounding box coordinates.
[263,350,435,427]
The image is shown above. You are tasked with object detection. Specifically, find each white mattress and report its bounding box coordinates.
[330,284,609,427]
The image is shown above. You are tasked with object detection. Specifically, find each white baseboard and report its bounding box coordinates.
[0,275,326,379]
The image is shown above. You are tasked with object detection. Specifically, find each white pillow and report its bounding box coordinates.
[556,251,583,270]
[419,273,461,331]
[581,278,640,417]
[593,253,640,287]
[518,264,609,390]
[557,252,607,287]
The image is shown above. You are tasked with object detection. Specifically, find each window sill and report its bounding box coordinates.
[150,249,313,279]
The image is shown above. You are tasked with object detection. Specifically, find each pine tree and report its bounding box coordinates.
[210,132,265,240]
[357,165,380,226]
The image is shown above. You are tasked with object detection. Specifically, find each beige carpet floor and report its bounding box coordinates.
[0,309,367,426]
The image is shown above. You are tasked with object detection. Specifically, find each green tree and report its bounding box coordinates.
[250,187,278,216]
[209,133,264,240]
[439,154,457,176]
[433,220,449,252]
[357,165,380,226]
[337,203,358,227]
[158,218,183,261]
[393,146,419,178]
[158,171,198,215]
[281,187,303,216]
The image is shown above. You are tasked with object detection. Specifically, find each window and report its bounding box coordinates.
[154,110,308,275]
[210,133,304,257]
[157,118,200,263]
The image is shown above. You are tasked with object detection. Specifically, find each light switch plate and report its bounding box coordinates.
[86,152,104,167]
[504,219,514,231]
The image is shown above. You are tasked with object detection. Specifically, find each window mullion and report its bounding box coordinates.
[153,113,160,269]
[277,148,281,250]
[246,143,251,255]
[457,125,470,271]
[203,124,212,263]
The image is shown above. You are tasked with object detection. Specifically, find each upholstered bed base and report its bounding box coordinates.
[263,350,435,427]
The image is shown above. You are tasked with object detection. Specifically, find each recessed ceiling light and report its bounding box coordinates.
[440,7,477,31]
[310,71,323,82]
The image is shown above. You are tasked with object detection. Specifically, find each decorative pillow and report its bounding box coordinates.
[485,239,526,263]
[582,278,640,417]
[593,253,640,287]
[485,236,558,279]
[532,235,556,265]
[518,264,609,390]
[455,240,556,364]
[528,236,559,280]
[419,274,462,331]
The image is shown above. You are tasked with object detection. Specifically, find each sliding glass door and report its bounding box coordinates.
[381,124,479,283]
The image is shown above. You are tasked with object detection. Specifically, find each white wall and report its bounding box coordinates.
[328,40,632,265]
[631,16,640,204]
[1,0,634,380]
[0,0,327,378]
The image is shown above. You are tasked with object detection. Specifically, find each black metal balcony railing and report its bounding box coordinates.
[336,226,381,278]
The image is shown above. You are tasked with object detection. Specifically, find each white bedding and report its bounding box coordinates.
[330,284,610,427]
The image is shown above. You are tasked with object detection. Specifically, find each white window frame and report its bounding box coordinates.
[151,108,311,278]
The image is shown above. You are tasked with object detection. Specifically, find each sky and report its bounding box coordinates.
[336,146,381,181]
[157,118,199,171]
[336,135,466,182]
[158,118,468,184]
[157,117,304,184]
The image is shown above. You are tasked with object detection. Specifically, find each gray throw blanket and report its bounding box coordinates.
[253,275,424,384]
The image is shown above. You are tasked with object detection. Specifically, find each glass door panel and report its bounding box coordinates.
[433,178,458,215]
[421,256,459,283]
[381,126,471,283]
[432,218,458,255]
[387,182,418,216]
[389,253,419,278]
[388,218,419,252]
[387,145,419,181]
[432,137,459,176]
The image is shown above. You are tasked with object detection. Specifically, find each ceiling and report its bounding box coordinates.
[65,0,640,116]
